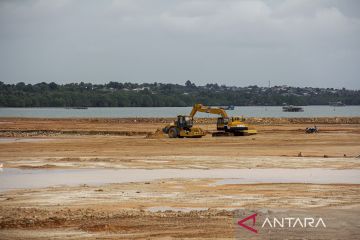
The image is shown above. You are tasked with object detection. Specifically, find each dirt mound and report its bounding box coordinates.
[146,128,166,139]
[0,129,150,137]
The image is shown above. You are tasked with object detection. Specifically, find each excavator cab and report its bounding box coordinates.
[216,117,229,131]
[231,116,245,122]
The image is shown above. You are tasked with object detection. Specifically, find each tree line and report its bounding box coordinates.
[0,81,359,107]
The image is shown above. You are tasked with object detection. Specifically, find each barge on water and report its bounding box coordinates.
[282,105,304,112]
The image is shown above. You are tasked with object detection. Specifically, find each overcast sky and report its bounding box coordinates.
[0,0,359,88]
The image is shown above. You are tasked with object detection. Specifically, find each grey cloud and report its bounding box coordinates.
[0,0,359,88]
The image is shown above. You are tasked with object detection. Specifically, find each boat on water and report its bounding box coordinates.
[282,105,304,112]
[329,101,345,106]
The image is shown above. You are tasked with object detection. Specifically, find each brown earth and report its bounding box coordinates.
[0,117,360,239]
[1,180,359,239]
[0,118,360,169]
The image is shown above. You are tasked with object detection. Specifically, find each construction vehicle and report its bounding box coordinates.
[189,104,257,136]
[162,115,206,138]
[162,104,256,138]
[305,126,318,134]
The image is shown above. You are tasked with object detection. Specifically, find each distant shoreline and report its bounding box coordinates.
[1,82,359,107]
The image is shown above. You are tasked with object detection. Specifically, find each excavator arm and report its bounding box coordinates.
[189,104,229,119]
[188,103,256,136]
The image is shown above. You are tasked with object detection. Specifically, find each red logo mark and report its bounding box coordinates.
[238,213,258,233]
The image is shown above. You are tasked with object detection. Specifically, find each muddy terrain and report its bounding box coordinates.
[0,117,359,239]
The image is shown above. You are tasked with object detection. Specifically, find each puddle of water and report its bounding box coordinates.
[0,168,359,192]
[0,138,53,143]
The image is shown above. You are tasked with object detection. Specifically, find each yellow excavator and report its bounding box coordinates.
[162,104,256,138]
[189,104,257,136]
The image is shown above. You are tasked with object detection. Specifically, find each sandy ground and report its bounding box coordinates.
[0,118,360,239]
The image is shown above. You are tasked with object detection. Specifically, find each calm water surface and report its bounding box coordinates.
[0,106,359,118]
[0,168,359,191]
